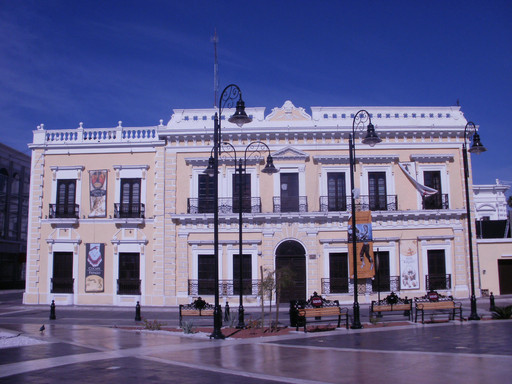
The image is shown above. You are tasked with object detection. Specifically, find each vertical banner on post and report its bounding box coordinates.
[85,243,104,292]
[399,239,420,289]
[348,211,375,279]
[89,170,107,217]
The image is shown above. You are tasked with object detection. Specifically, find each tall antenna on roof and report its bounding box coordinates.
[212,29,219,108]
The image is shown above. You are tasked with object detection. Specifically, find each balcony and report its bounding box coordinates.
[114,203,145,219]
[422,194,449,210]
[319,196,348,212]
[372,276,400,292]
[354,195,398,211]
[51,277,74,293]
[320,195,398,212]
[321,278,349,294]
[187,198,262,214]
[117,278,141,295]
[425,274,451,290]
[49,203,79,219]
[273,196,308,213]
[188,279,260,296]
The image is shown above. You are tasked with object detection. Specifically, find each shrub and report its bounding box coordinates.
[491,305,512,319]
[142,318,164,330]
[182,321,195,334]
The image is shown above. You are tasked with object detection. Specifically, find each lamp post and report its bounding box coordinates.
[206,141,277,329]
[208,84,252,339]
[349,110,382,329]
[463,121,486,321]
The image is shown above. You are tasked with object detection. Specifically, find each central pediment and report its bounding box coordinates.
[272,146,310,161]
[266,101,311,121]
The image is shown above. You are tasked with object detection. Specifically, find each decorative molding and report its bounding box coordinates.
[313,155,350,164]
[357,154,399,164]
[272,146,309,161]
[410,154,454,163]
[188,239,261,246]
[265,101,311,122]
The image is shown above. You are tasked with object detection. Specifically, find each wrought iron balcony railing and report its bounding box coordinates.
[350,195,398,211]
[188,279,260,296]
[321,278,350,294]
[371,276,400,292]
[319,196,348,212]
[114,203,145,219]
[117,278,141,295]
[422,194,449,210]
[425,274,451,290]
[273,196,308,213]
[51,277,74,293]
[320,195,398,212]
[49,203,80,219]
[187,197,261,214]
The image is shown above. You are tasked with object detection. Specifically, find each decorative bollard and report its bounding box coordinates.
[489,292,496,312]
[404,297,411,318]
[224,302,230,323]
[135,301,142,321]
[49,300,56,320]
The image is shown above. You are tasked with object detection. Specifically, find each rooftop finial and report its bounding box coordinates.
[79,122,83,129]
[118,121,122,128]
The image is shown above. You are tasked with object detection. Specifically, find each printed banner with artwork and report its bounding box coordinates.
[348,211,375,279]
[85,243,104,292]
[398,162,438,197]
[399,239,419,290]
[89,170,107,217]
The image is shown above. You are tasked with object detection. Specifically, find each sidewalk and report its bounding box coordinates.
[1,291,512,383]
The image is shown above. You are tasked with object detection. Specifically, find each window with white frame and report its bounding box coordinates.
[50,166,83,219]
[361,166,394,211]
[113,165,148,219]
[273,166,306,213]
[418,165,449,210]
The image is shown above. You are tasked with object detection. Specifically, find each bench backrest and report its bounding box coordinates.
[298,307,341,317]
[416,301,455,310]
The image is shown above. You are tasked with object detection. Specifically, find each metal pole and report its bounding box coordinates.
[237,159,246,328]
[463,142,480,320]
[349,133,362,329]
[376,248,382,317]
[211,113,225,339]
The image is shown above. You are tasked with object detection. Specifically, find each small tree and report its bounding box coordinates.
[273,266,294,331]
[259,266,276,328]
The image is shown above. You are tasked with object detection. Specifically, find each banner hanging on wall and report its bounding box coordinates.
[348,211,375,279]
[89,170,107,217]
[85,243,104,292]
[399,239,420,290]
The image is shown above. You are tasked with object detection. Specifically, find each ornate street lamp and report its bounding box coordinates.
[205,141,277,329]
[209,84,252,339]
[349,110,381,329]
[463,121,486,321]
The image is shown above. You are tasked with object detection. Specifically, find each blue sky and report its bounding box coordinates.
[1,1,511,189]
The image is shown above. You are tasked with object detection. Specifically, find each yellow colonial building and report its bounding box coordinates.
[24,102,486,307]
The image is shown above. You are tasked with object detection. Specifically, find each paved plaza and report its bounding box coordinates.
[1,291,511,383]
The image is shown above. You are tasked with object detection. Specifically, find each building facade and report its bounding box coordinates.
[0,143,30,289]
[24,102,484,307]
[474,180,512,295]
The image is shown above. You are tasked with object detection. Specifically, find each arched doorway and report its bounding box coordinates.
[275,240,306,302]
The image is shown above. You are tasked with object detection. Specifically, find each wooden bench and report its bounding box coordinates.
[369,292,412,321]
[414,291,462,324]
[179,297,216,327]
[294,292,349,332]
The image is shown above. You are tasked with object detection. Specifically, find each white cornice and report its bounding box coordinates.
[410,154,454,163]
[358,155,400,164]
[313,155,350,164]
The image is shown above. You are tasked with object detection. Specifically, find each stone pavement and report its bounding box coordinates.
[1,291,511,383]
